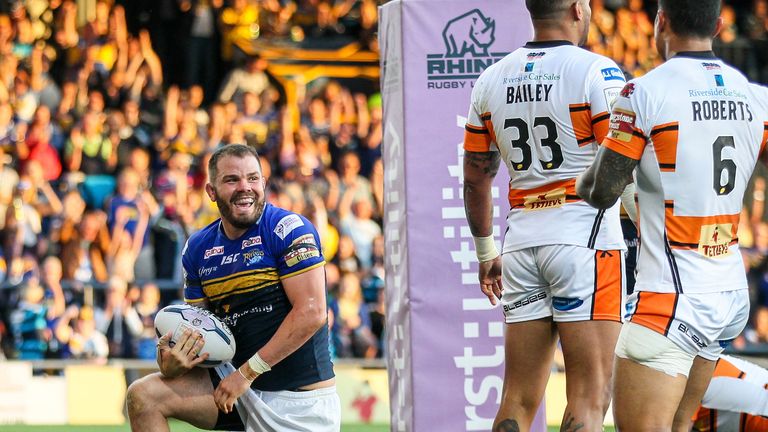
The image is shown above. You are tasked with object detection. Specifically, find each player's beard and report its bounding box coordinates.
[217,191,266,230]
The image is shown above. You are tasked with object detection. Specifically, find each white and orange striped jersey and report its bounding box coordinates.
[693,355,768,431]
[603,52,768,295]
[464,41,626,252]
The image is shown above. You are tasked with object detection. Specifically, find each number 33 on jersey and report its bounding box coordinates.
[464,41,626,253]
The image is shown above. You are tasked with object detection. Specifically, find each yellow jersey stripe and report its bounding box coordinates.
[207,281,280,301]
[280,261,326,280]
[203,271,280,298]
[202,267,277,286]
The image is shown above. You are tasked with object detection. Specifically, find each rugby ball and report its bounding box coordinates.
[154,304,236,367]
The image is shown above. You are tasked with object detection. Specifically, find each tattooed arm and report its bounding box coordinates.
[463,150,501,237]
[577,146,638,210]
[463,149,503,305]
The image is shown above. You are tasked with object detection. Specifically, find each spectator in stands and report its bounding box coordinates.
[10,276,51,360]
[331,272,377,358]
[339,184,380,269]
[0,144,19,230]
[54,304,109,362]
[217,54,270,103]
[96,275,143,358]
[180,0,222,103]
[59,208,110,284]
[219,0,259,63]
[18,105,63,181]
[65,110,115,175]
[134,282,161,360]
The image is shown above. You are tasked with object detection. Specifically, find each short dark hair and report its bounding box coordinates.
[659,0,721,38]
[208,144,261,182]
[525,0,571,20]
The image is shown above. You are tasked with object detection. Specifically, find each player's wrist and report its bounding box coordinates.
[247,352,272,376]
[472,234,499,262]
[238,364,258,382]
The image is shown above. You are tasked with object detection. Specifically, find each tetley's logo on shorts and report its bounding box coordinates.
[426,9,506,90]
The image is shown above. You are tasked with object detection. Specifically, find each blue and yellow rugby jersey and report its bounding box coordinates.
[182,203,334,391]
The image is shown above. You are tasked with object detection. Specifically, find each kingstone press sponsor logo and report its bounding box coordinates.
[426,9,507,89]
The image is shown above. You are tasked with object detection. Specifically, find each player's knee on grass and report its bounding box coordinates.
[126,374,159,415]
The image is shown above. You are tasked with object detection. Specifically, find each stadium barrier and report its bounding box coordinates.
[0,359,389,426]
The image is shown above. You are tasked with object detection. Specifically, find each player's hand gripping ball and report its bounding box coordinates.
[154,304,236,367]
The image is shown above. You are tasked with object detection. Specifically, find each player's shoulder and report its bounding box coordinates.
[749,82,768,112]
[185,219,221,253]
[262,204,315,240]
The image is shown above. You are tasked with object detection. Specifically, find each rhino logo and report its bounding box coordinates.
[442,9,496,58]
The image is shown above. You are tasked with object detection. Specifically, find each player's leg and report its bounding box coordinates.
[495,318,558,431]
[613,290,698,430]
[543,247,624,431]
[613,353,688,431]
[557,321,620,431]
[126,367,227,432]
[495,249,557,432]
[671,356,716,432]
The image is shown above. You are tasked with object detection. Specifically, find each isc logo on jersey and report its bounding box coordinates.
[221,253,239,265]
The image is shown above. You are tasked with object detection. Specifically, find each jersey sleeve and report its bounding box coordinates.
[181,238,206,304]
[464,74,497,153]
[586,58,626,143]
[602,81,650,160]
[750,83,768,156]
[271,213,325,279]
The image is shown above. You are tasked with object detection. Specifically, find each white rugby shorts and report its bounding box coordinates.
[501,245,625,323]
[624,289,749,361]
[214,363,341,432]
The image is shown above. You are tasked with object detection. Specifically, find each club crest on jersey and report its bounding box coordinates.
[698,223,733,258]
[608,109,637,142]
[241,236,262,249]
[524,62,535,72]
[204,246,224,259]
[523,188,566,211]
[243,250,265,266]
[620,83,635,97]
[601,67,624,82]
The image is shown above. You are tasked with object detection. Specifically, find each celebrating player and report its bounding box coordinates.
[462,1,630,430]
[126,144,340,431]
[577,1,768,430]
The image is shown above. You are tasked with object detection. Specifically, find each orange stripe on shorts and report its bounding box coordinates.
[713,357,745,379]
[631,291,679,336]
[591,250,623,322]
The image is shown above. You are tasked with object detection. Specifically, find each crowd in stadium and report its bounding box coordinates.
[0,0,767,364]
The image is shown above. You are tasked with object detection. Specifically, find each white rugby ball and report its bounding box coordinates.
[154,304,236,367]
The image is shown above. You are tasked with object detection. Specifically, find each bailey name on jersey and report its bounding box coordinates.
[507,83,553,104]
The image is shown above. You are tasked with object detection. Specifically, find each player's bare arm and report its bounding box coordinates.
[463,150,501,236]
[577,146,638,209]
[463,150,503,304]
[213,266,329,413]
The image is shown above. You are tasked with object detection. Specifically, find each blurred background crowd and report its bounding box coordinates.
[0,0,766,365]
